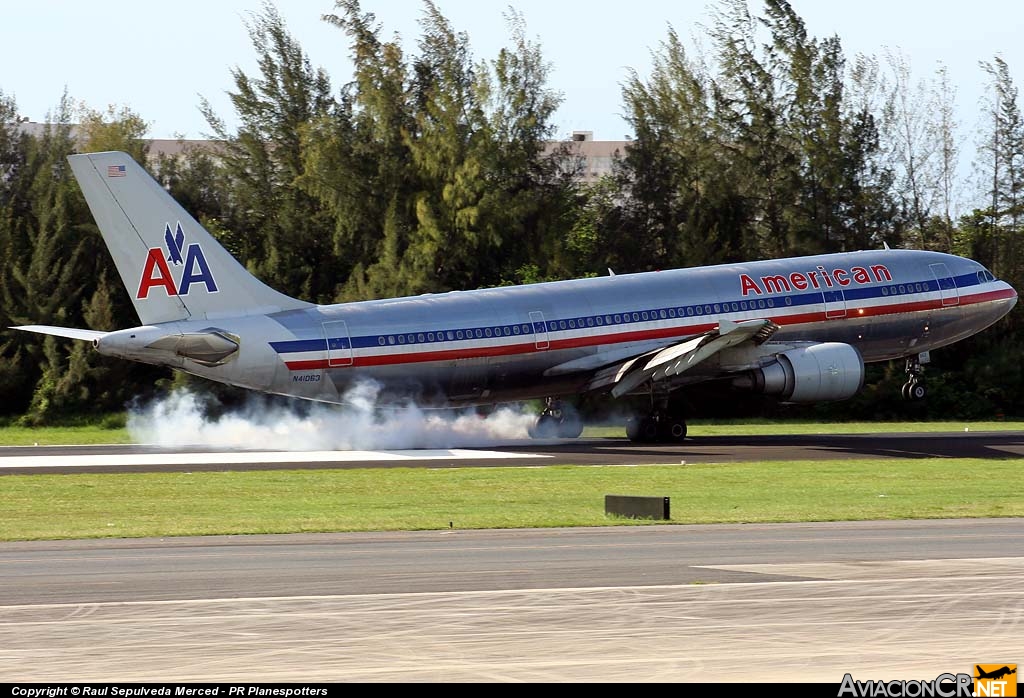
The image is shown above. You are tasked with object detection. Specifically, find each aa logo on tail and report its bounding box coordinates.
[137,222,218,299]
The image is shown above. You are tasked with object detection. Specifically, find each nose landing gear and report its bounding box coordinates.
[902,354,928,401]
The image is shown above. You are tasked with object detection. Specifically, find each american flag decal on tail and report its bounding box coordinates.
[107,164,126,177]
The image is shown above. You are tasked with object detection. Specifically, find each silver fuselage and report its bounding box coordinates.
[104,248,1017,406]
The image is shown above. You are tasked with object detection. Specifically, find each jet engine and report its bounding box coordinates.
[735,342,864,403]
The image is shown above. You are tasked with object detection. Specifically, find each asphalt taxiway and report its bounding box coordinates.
[2,520,1023,682]
[2,430,1024,473]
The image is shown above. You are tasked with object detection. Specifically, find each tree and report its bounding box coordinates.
[77,103,150,162]
[709,0,793,260]
[201,1,337,302]
[881,49,939,250]
[840,105,900,250]
[468,8,571,284]
[976,56,1024,283]
[931,63,961,251]
[616,24,750,270]
[2,95,88,421]
[306,0,573,296]
[0,90,36,414]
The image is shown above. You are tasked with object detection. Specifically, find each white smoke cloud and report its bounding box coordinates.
[126,381,541,450]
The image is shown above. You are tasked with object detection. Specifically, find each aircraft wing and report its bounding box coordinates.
[11,325,108,341]
[581,318,779,397]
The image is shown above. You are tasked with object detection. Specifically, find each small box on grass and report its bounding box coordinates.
[605,495,670,520]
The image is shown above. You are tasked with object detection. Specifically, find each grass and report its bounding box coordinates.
[2,457,1022,541]
[3,417,1021,542]
[0,425,133,446]
[0,413,130,446]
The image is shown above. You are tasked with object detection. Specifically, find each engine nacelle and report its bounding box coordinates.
[738,342,864,403]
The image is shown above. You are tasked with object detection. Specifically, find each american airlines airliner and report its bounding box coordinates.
[14,152,1019,443]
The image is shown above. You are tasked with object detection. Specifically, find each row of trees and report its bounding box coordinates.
[2,0,1023,422]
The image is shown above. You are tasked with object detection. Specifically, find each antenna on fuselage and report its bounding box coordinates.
[882,241,891,250]
[608,268,616,276]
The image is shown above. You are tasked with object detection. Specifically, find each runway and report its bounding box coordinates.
[3,430,1024,473]
[2,520,1023,682]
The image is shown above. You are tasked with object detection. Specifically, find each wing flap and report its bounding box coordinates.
[543,342,668,377]
[593,319,779,398]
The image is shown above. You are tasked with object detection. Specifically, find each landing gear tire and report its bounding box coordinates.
[626,412,687,444]
[528,400,584,439]
[528,413,560,439]
[902,380,926,401]
[659,418,688,443]
[626,416,659,443]
[902,355,927,402]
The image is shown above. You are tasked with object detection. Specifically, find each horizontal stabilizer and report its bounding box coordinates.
[11,325,108,341]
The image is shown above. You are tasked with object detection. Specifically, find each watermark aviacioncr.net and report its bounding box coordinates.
[838,665,1017,698]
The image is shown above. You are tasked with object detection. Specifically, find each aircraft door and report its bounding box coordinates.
[929,263,960,307]
[529,310,549,350]
[322,320,353,367]
[823,288,847,320]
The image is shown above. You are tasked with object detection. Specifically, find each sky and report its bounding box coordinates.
[2,0,1022,144]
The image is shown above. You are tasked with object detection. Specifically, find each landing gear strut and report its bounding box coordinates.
[902,354,927,401]
[528,398,584,439]
[625,385,687,444]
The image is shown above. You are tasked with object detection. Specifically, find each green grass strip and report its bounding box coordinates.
[0,426,132,446]
[2,458,1022,541]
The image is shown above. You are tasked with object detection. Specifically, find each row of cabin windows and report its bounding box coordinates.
[371,298,785,346]
[368,277,974,347]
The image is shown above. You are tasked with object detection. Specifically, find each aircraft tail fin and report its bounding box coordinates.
[67,151,312,325]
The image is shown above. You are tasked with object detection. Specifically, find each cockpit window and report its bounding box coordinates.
[977,268,997,283]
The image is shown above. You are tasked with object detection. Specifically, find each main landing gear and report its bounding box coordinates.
[625,411,688,443]
[625,385,687,444]
[902,354,928,401]
[528,398,584,439]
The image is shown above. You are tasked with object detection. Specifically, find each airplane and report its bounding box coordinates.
[975,666,1017,681]
[11,151,1019,443]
